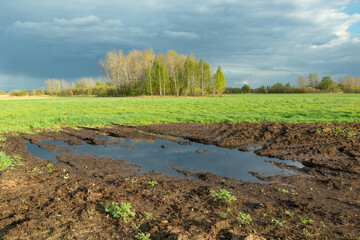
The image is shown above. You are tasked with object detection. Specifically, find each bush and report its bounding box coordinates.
[9,89,27,96]
[34,89,45,95]
[60,89,74,96]
[28,89,45,96]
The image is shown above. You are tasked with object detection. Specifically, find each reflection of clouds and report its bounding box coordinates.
[27,136,302,183]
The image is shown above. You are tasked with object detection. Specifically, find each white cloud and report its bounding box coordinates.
[54,15,102,26]
[163,30,199,39]
[285,1,360,48]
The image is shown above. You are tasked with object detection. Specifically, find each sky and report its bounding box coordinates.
[0,0,360,91]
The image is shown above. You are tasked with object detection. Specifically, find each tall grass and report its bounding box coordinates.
[0,94,359,134]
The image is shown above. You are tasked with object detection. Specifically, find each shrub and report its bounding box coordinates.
[28,89,45,96]
[60,89,74,96]
[9,89,27,96]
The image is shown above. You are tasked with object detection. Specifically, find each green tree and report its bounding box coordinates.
[145,65,154,96]
[318,76,334,91]
[184,56,197,95]
[197,59,211,95]
[213,66,226,94]
[242,84,251,93]
[255,85,266,93]
[152,59,169,96]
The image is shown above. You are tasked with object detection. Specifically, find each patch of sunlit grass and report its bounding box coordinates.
[0,94,359,134]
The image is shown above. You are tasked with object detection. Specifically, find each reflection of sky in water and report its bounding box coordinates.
[25,136,304,183]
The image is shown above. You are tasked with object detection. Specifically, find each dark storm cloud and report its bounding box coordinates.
[0,0,360,90]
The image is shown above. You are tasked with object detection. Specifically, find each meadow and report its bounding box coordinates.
[0,94,359,134]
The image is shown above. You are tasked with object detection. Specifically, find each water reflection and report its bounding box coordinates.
[25,136,303,183]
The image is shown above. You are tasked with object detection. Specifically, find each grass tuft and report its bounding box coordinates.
[0,152,22,171]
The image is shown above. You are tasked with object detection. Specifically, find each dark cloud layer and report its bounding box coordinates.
[0,0,359,90]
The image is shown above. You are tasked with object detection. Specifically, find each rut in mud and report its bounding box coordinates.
[0,122,359,239]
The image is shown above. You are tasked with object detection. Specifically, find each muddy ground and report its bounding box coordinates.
[0,122,359,240]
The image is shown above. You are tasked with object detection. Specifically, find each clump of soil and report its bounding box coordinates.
[0,122,359,239]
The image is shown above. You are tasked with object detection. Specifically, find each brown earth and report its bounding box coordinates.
[0,122,359,240]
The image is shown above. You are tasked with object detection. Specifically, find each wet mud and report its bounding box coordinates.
[0,122,359,239]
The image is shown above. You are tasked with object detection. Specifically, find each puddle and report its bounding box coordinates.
[25,136,304,183]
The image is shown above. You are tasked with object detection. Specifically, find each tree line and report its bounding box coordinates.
[226,74,360,94]
[29,49,226,97]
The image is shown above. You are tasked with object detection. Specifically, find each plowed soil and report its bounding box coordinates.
[0,122,359,240]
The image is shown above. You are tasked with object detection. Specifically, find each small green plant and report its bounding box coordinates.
[303,228,313,237]
[300,217,312,225]
[132,223,141,230]
[282,210,294,217]
[278,188,289,194]
[218,212,228,219]
[135,232,151,240]
[320,221,326,228]
[87,209,95,217]
[272,218,286,227]
[0,152,21,171]
[210,189,237,203]
[47,163,54,173]
[218,208,232,219]
[101,201,136,223]
[130,178,138,184]
[291,190,298,195]
[133,211,153,230]
[148,180,158,187]
[20,199,28,204]
[32,167,43,174]
[236,212,252,225]
[347,131,356,137]
[0,136,7,142]
[144,212,152,220]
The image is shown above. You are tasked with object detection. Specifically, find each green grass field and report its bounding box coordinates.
[0,94,359,134]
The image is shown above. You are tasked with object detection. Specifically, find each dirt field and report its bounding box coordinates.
[0,123,359,239]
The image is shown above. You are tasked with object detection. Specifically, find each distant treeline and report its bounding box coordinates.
[226,74,360,94]
[38,49,225,97]
[3,69,360,97]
